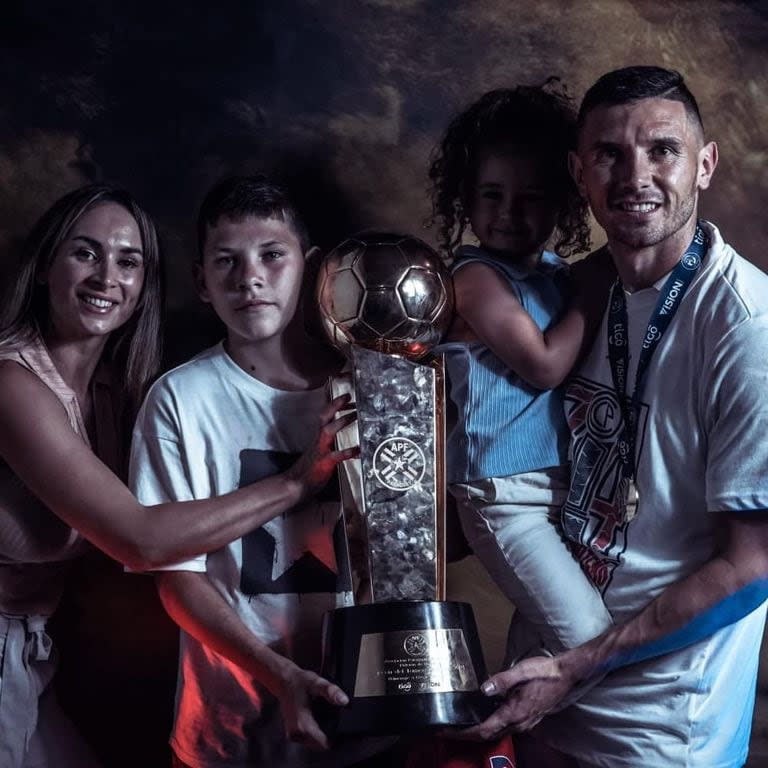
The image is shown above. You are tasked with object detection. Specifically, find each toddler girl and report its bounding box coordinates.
[430,83,613,661]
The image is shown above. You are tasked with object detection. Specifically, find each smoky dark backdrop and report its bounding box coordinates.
[1,1,767,766]
[2,1,766,306]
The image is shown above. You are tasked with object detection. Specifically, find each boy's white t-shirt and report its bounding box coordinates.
[537,223,768,767]
[129,342,353,768]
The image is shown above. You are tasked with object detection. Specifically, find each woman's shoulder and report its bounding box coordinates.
[0,330,38,364]
[0,357,71,430]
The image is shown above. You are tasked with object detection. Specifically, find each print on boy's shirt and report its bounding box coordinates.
[238,449,352,595]
[561,376,649,593]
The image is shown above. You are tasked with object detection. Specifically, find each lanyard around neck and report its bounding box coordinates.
[607,222,708,481]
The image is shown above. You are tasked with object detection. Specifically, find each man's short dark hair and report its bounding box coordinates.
[197,174,310,259]
[578,66,704,135]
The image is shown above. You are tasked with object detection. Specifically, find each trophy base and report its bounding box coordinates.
[319,601,494,735]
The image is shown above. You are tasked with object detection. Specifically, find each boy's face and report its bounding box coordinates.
[199,214,305,345]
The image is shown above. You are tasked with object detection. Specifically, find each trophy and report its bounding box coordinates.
[316,232,492,735]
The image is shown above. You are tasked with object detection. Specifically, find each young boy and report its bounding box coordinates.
[129,176,357,767]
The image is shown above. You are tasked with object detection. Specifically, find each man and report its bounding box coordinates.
[469,66,768,767]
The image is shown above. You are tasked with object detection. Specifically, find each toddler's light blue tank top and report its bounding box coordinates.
[438,245,570,483]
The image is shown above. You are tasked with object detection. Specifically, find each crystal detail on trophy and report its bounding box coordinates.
[352,345,440,602]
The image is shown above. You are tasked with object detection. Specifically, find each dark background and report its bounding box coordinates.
[2,1,766,300]
[2,1,767,766]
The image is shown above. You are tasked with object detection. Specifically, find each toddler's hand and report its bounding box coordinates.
[570,249,616,302]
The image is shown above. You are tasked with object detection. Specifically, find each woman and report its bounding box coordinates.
[0,185,353,767]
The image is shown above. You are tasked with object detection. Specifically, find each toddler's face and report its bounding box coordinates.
[468,150,560,262]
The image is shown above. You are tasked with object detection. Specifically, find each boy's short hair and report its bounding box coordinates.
[196,174,310,259]
[578,66,704,136]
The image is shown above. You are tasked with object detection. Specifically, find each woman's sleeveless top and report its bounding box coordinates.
[0,334,116,615]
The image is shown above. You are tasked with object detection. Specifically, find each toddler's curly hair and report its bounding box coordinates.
[427,79,591,258]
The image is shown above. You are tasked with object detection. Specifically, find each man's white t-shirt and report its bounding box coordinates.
[537,223,768,767]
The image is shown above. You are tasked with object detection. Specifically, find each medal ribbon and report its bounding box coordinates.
[607,222,708,482]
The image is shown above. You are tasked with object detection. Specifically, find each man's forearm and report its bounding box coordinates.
[562,517,768,684]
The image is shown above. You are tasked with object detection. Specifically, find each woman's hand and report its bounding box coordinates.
[285,393,359,500]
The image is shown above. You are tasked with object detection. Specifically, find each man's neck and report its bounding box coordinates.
[610,219,699,292]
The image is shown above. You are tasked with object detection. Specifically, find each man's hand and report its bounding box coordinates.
[460,653,582,740]
[275,663,349,750]
[286,393,359,499]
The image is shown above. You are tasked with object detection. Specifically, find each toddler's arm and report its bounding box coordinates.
[452,254,613,390]
[156,570,347,749]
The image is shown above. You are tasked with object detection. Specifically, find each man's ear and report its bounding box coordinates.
[697,141,718,191]
[568,150,587,197]
[305,245,321,264]
[194,262,210,303]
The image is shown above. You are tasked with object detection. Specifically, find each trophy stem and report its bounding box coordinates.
[431,355,447,601]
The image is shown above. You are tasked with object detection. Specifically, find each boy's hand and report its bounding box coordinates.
[276,662,349,750]
[287,393,359,499]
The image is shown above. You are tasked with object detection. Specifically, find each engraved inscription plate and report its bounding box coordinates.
[353,628,478,697]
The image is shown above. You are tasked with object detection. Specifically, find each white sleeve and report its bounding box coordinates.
[128,382,207,572]
[705,315,768,512]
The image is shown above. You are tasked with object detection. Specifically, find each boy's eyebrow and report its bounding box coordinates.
[72,234,144,257]
[213,239,291,253]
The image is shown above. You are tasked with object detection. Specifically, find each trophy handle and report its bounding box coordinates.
[329,371,371,604]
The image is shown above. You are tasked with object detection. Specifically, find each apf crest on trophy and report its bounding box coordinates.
[373,437,426,491]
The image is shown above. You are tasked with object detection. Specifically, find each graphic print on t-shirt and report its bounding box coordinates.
[238,449,352,595]
[561,376,648,593]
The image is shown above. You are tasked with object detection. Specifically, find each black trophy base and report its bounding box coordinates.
[318,600,495,736]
